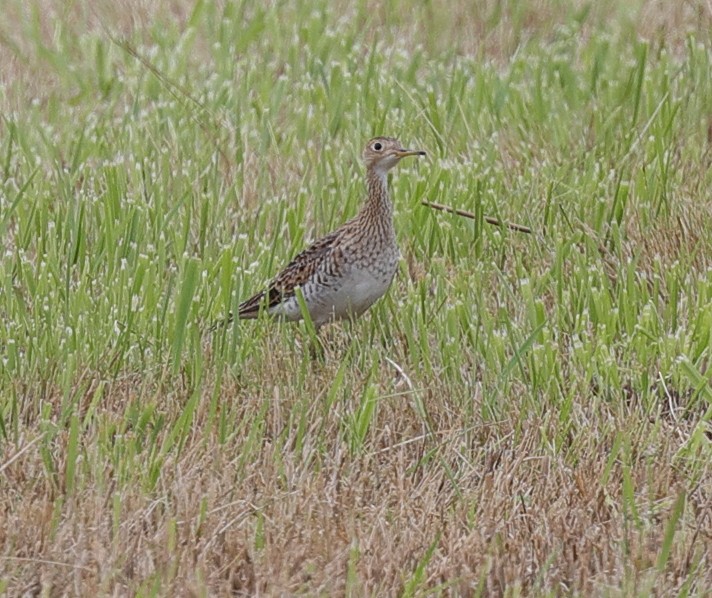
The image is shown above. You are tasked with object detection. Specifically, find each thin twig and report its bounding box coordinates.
[0,434,44,474]
[103,33,233,176]
[0,556,93,573]
[421,200,532,234]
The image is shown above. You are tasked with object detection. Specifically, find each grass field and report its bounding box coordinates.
[2,0,712,595]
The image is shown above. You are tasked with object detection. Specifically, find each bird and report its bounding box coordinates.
[220,136,426,330]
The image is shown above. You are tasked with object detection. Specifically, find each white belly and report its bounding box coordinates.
[319,266,393,319]
[270,262,397,326]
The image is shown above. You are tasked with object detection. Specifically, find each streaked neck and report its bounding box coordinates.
[364,169,391,217]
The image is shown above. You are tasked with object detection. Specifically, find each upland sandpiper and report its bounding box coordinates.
[223,136,425,329]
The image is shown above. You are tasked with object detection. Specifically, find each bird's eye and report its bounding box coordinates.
[373,142,382,151]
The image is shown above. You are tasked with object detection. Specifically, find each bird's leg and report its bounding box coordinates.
[307,325,326,362]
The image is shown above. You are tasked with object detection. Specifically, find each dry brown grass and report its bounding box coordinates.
[3,363,711,595]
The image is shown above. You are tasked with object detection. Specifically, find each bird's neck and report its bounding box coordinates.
[363,169,392,219]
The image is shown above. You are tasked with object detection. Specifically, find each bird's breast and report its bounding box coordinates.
[320,261,396,318]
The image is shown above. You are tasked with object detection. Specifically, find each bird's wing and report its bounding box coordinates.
[237,229,341,318]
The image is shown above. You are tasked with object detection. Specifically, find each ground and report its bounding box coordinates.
[1,0,712,595]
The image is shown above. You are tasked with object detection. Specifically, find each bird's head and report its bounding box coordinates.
[362,137,426,175]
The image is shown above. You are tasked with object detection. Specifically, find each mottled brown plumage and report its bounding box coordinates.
[235,229,340,318]
[225,136,425,329]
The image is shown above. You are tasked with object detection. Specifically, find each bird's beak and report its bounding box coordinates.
[395,148,427,158]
